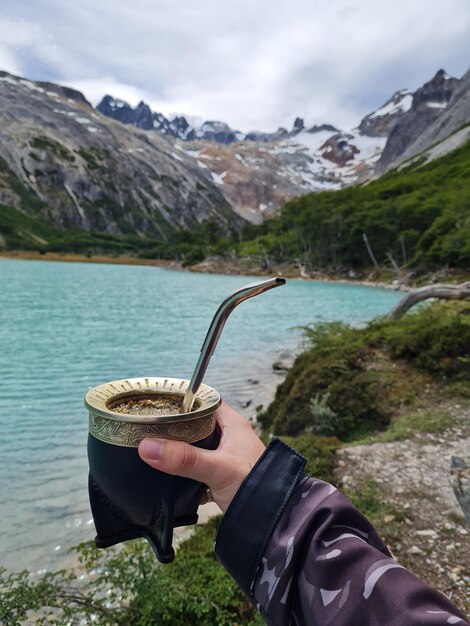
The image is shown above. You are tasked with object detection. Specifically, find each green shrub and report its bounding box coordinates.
[260,302,470,440]
[383,301,470,377]
[277,433,340,482]
[309,393,338,433]
[0,518,262,626]
[308,392,356,437]
[259,342,394,439]
[182,246,206,267]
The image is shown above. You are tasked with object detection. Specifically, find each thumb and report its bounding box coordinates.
[138,438,214,484]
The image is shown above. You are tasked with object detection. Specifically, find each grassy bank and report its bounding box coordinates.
[259,301,470,440]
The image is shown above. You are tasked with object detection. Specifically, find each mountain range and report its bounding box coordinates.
[91,67,470,221]
[0,66,468,254]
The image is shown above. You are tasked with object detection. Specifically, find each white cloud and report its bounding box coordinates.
[0,46,21,77]
[0,16,75,75]
[0,0,469,131]
[0,18,40,75]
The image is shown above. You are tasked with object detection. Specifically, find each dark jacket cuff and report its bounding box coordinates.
[215,437,307,597]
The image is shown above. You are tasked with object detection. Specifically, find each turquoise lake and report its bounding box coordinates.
[0,258,402,572]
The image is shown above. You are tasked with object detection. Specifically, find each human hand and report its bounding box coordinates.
[138,401,266,513]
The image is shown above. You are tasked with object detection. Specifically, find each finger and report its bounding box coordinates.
[138,438,216,484]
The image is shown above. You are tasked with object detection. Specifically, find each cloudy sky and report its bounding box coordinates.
[1,0,469,132]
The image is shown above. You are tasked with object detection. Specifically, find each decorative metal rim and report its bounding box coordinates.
[88,412,217,447]
[84,377,221,424]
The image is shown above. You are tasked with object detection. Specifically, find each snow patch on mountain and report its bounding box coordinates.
[176,120,387,223]
[211,171,227,185]
[369,90,413,119]
[109,99,127,109]
[426,101,448,109]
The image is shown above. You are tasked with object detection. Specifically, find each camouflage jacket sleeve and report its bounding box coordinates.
[215,438,469,626]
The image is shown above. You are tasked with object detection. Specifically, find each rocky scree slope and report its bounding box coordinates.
[178,127,390,223]
[337,401,470,613]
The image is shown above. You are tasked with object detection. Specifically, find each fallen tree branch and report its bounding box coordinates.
[388,282,470,319]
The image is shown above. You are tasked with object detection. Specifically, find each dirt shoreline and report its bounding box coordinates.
[0,249,179,269]
[3,249,469,296]
[0,249,412,291]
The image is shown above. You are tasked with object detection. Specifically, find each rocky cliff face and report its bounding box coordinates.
[0,71,240,242]
[381,69,470,171]
[358,90,413,137]
[375,70,463,172]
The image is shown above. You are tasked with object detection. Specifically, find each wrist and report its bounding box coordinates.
[215,438,307,596]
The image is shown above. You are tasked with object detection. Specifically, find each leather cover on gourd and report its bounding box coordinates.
[88,428,219,563]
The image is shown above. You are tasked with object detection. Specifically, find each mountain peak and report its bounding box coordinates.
[195,120,242,144]
[96,95,135,124]
[358,89,414,137]
[411,68,458,112]
[293,117,305,132]
[375,68,463,173]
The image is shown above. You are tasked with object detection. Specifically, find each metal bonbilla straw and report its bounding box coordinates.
[182,277,286,413]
